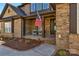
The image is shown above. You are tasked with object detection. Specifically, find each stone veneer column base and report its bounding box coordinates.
[69,34,79,55]
[56,4,69,49]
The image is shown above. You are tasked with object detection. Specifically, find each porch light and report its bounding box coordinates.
[58,34,61,38]
[0,37,3,41]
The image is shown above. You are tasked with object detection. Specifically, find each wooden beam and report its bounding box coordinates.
[42,16,45,37]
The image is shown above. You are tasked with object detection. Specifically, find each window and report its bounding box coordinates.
[31,3,49,12]
[4,22,12,33]
[36,3,42,11]
[31,3,36,12]
[43,3,49,9]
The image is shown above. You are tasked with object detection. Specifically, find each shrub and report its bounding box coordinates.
[55,49,70,56]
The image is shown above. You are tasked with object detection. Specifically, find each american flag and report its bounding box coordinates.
[35,11,42,27]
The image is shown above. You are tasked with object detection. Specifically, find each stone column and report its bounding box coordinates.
[14,18,22,38]
[56,4,70,49]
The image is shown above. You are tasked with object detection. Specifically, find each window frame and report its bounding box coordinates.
[43,3,49,10]
[30,3,36,12]
[4,21,12,33]
[30,3,50,13]
[36,3,43,11]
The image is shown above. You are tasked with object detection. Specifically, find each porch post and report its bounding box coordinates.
[21,17,24,38]
[12,18,14,38]
[42,16,45,37]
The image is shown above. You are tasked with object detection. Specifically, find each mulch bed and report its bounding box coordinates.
[2,38,43,51]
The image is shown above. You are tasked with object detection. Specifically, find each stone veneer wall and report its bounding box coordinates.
[56,4,70,49]
[69,34,79,55]
[14,18,22,38]
[56,3,79,55]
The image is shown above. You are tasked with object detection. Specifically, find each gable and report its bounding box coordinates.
[3,6,17,18]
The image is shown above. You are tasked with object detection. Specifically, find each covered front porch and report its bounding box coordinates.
[22,12,56,40]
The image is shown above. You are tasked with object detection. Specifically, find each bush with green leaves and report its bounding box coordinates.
[56,49,70,56]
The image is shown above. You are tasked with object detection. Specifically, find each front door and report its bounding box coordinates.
[45,17,56,37]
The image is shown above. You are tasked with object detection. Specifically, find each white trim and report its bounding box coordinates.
[77,4,79,34]
[4,22,12,33]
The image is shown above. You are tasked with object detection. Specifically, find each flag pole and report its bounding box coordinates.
[35,10,41,36]
[36,10,38,36]
[36,26,38,35]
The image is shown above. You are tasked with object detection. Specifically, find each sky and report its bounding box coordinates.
[0,3,21,14]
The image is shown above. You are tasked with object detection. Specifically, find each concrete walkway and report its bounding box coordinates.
[0,42,56,56]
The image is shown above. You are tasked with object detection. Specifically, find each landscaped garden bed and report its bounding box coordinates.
[2,38,43,51]
[44,40,56,45]
[55,49,70,56]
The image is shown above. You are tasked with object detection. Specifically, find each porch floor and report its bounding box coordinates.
[24,35,56,40]
[24,35,42,40]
